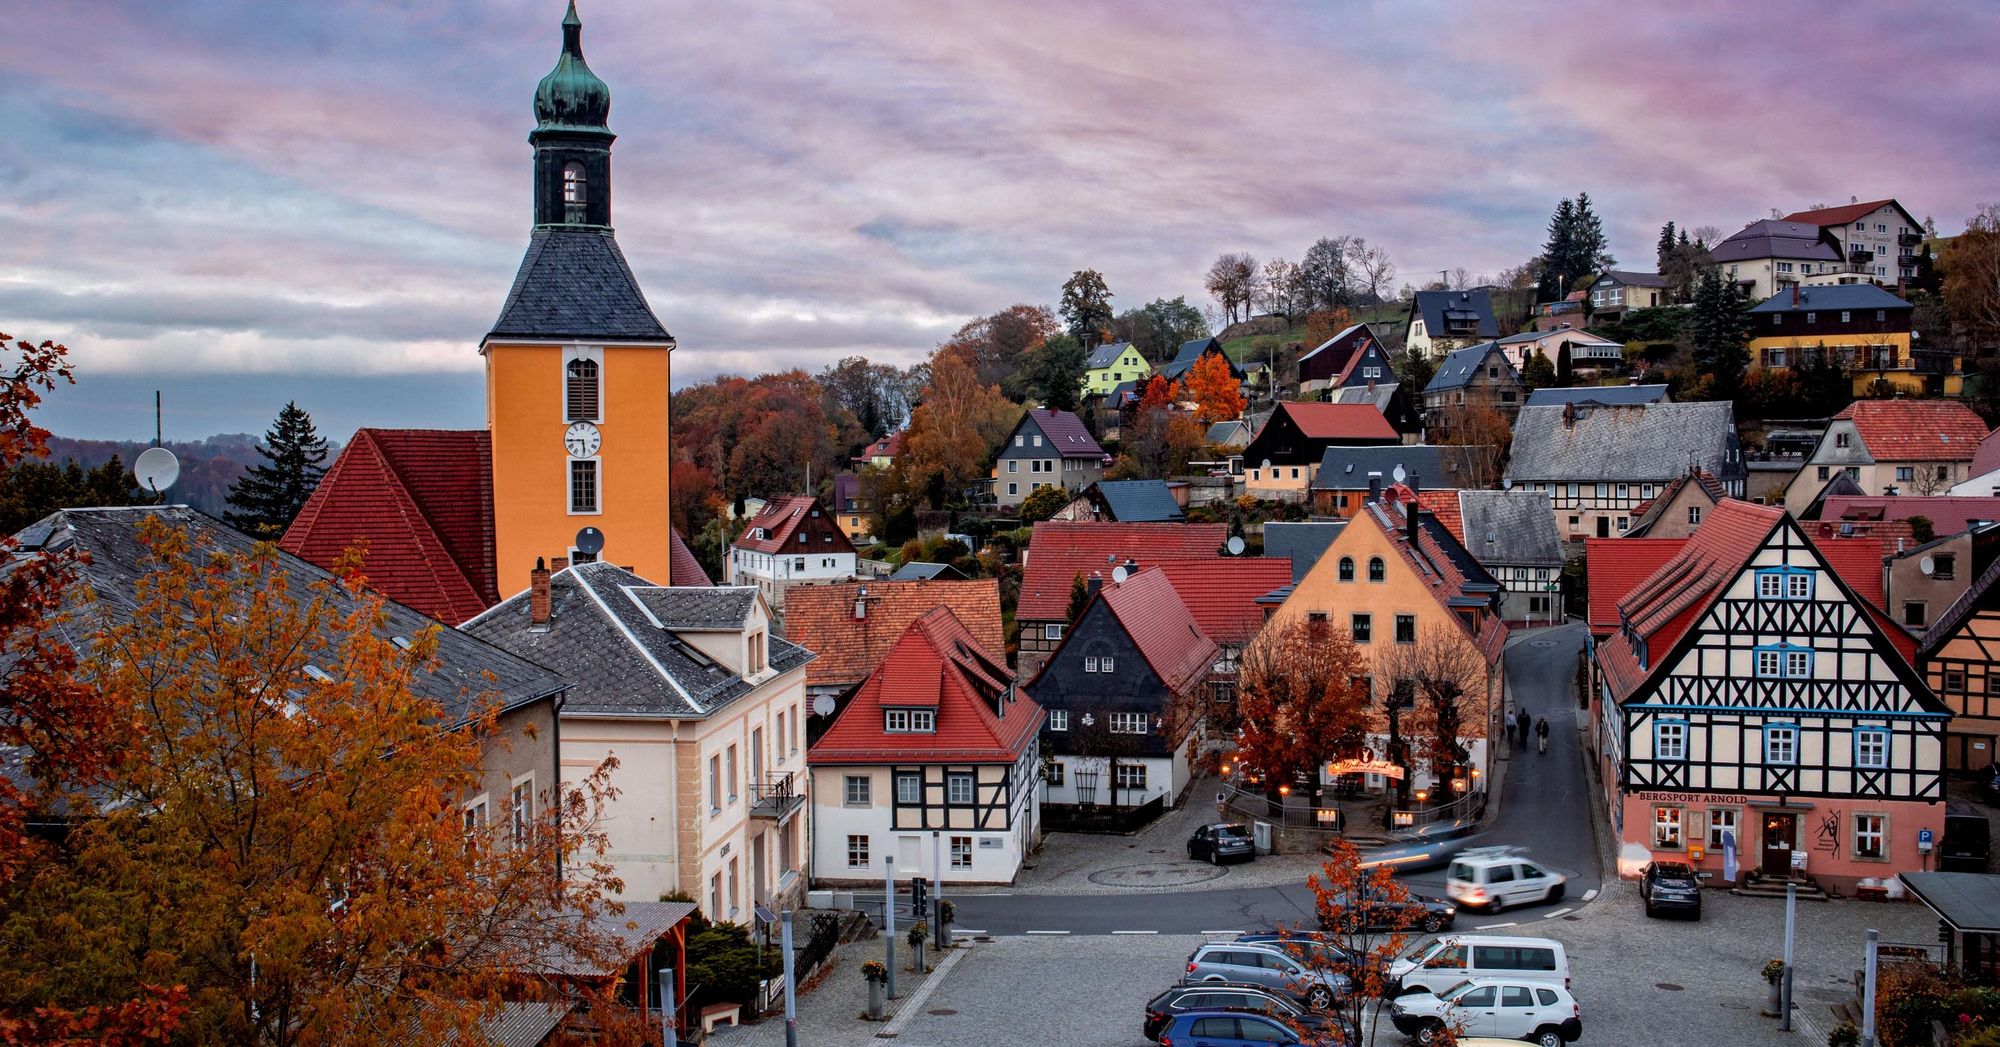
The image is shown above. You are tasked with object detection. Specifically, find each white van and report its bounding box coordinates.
[1389,935,1570,997]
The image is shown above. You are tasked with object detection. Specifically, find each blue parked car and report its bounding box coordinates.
[1157,1010,1311,1047]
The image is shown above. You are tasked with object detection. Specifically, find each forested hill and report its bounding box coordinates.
[42,434,281,517]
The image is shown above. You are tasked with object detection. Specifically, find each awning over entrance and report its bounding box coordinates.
[1902,872,2000,933]
[1328,758,1407,781]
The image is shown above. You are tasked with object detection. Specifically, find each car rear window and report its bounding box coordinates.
[1217,824,1250,839]
[1537,988,1560,1005]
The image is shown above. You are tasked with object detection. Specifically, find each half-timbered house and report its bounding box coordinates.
[1595,500,1949,891]
[1013,520,1227,677]
[807,607,1041,886]
[1920,557,2000,773]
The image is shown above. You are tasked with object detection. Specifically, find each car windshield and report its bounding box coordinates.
[1399,937,1444,961]
[1438,979,1477,999]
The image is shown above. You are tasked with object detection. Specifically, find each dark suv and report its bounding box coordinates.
[1639,861,1702,919]
[1143,983,1353,1043]
[1189,822,1257,865]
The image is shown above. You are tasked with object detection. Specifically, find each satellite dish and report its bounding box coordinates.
[1920,556,1936,576]
[1111,565,1130,584]
[1392,464,1407,483]
[1226,536,1246,556]
[574,526,605,557]
[1261,459,1273,471]
[811,694,836,717]
[1502,478,1514,490]
[133,447,179,495]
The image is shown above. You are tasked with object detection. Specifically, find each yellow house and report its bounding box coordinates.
[483,4,677,595]
[1263,487,1508,792]
[1745,284,1957,397]
[1082,341,1152,397]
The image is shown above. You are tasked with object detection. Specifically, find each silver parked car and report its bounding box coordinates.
[1182,942,1350,1008]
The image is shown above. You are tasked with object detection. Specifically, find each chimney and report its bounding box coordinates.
[1368,476,1383,504]
[1792,284,1800,307]
[530,558,552,629]
[1087,570,1104,596]
[853,585,869,620]
[1562,401,1577,431]
[1409,472,1422,497]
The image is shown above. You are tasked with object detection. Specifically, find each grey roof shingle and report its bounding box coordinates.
[1706,220,1842,265]
[1503,402,1743,485]
[1595,270,1669,288]
[1331,381,1401,411]
[1261,520,1348,584]
[1093,480,1185,522]
[1523,384,1670,408]
[1086,341,1136,369]
[14,507,566,724]
[1309,445,1469,491]
[1425,342,1511,393]
[462,562,810,718]
[889,561,962,581]
[1411,290,1499,340]
[486,228,670,344]
[1749,284,1913,313]
[1458,490,1563,566]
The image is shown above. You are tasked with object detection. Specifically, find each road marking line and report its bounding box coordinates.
[882,944,970,1037]
[1477,922,1518,929]
[1202,930,1246,935]
[1582,889,1599,902]
[1024,929,1070,935]
[1113,929,1159,935]
[1543,907,1574,919]
[950,928,988,935]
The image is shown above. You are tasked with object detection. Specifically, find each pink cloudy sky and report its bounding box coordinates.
[3,0,1996,439]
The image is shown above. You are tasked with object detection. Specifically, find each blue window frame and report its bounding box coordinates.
[1754,566,1814,601]
[1853,727,1890,770]
[1753,643,1813,679]
[1763,723,1800,765]
[1654,718,1689,761]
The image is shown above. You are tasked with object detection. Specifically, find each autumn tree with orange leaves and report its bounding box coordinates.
[0,512,643,1044]
[1224,616,1371,798]
[894,345,1022,508]
[1182,351,1246,425]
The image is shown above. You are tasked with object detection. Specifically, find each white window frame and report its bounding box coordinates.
[847,834,870,868]
[844,774,871,807]
[1653,805,1683,849]
[1764,725,1799,765]
[510,773,536,848]
[947,773,975,805]
[895,773,921,805]
[1113,763,1148,791]
[563,346,604,423]
[1654,720,1688,761]
[1708,807,1738,849]
[950,836,973,868]
[1048,709,1069,731]
[568,456,602,515]
[1044,624,1064,641]
[1855,729,1890,770]
[1109,711,1148,735]
[1854,813,1886,860]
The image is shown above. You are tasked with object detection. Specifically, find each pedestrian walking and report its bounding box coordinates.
[1505,710,1518,743]
[1536,717,1550,754]
[1517,714,1530,746]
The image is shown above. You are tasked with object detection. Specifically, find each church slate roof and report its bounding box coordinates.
[485,228,670,344]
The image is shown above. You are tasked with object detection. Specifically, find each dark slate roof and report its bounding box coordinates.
[1504,401,1743,484]
[1094,480,1186,522]
[1309,445,1466,491]
[14,507,566,724]
[1901,872,2000,933]
[1016,409,1107,460]
[1207,420,1251,446]
[889,561,964,581]
[1086,341,1136,369]
[1523,384,1670,408]
[1749,283,1913,314]
[1261,520,1348,584]
[486,228,670,344]
[1159,337,1234,381]
[1424,342,1511,393]
[1411,290,1499,340]
[462,562,810,718]
[1595,270,1669,288]
[1458,490,1563,566]
[1706,220,1842,265]
[1331,381,1401,411]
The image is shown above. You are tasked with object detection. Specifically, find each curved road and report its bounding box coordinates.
[950,624,1601,935]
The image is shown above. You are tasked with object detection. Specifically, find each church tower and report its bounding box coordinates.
[483,1,675,594]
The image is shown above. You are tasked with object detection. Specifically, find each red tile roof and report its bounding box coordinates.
[732,494,852,554]
[784,579,1003,687]
[1818,495,2000,536]
[1585,538,1687,635]
[670,528,712,587]
[1781,199,1900,227]
[1277,402,1401,442]
[1016,521,1228,621]
[1099,569,1220,696]
[1150,559,1295,647]
[1833,400,1988,462]
[1971,429,2000,481]
[1598,502,1784,700]
[864,431,904,458]
[808,607,1040,765]
[1811,535,1917,661]
[281,429,499,625]
[1020,408,1107,460]
[1416,490,1464,542]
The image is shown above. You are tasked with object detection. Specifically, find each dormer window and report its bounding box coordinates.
[884,708,936,733]
[563,162,587,204]
[748,631,767,674]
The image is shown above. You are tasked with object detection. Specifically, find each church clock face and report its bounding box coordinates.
[564,421,601,458]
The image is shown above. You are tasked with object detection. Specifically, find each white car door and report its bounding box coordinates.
[1512,862,1551,905]
[1497,984,1540,1036]
[1452,984,1501,1036]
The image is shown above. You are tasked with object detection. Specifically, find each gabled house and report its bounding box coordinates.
[1423,342,1523,437]
[1707,219,1848,302]
[1587,271,1670,319]
[831,472,872,544]
[462,562,814,917]
[1240,402,1400,499]
[1027,569,1220,815]
[1014,521,1228,676]
[1207,419,1253,449]
[1428,490,1565,624]
[993,408,1108,509]
[784,578,1004,706]
[889,561,966,582]
[1298,324,1394,396]
[1593,500,1947,891]
[1885,523,2000,635]
[1781,198,1926,286]
[861,431,904,470]
[1151,557,1297,703]
[727,495,857,610]
[1496,326,1625,373]
[1159,337,1243,384]
[1920,552,2000,772]
[808,607,1042,885]
[1263,485,1508,793]
[1625,470,1732,538]
[1504,401,1745,540]
[1082,341,1152,397]
[1947,429,2000,496]
[1330,381,1426,443]
[1747,285,1935,396]
[1782,400,1989,508]
[1406,290,1500,359]
[1309,445,1474,518]
[1051,479,1187,523]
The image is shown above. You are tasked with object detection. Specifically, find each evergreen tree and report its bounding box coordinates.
[0,456,139,534]
[1656,222,1678,273]
[1067,574,1092,625]
[1521,351,1556,391]
[1536,198,1578,303]
[1572,192,1612,276]
[224,401,330,538]
[1555,343,1575,387]
[1688,269,1752,399]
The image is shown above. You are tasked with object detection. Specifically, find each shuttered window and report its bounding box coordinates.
[566,357,600,421]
